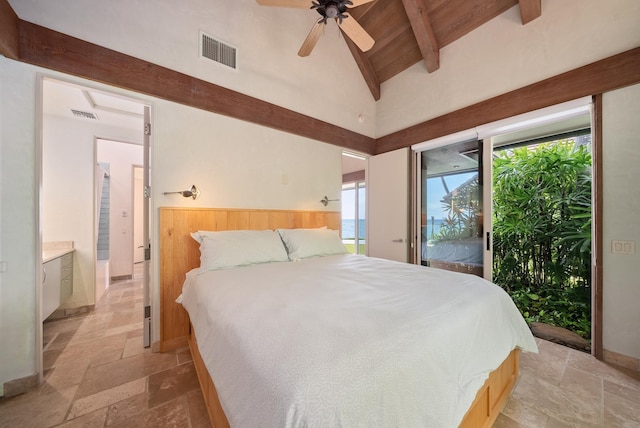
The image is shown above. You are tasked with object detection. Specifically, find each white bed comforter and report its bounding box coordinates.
[181,254,537,428]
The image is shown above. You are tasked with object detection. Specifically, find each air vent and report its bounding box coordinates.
[71,109,98,120]
[200,32,237,69]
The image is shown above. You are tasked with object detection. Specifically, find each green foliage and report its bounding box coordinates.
[492,140,592,339]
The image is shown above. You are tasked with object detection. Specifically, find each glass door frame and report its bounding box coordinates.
[412,139,493,280]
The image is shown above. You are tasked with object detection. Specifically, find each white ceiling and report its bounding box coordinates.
[342,153,366,175]
[43,79,145,132]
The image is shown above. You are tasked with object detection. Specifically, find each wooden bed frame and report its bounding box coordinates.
[159,207,519,428]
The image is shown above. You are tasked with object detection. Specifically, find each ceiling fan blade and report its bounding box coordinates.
[348,0,376,6]
[256,0,310,8]
[339,13,375,52]
[298,21,324,57]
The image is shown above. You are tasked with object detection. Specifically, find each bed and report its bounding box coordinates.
[159,207,537,428]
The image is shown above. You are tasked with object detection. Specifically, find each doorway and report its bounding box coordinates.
[491,131,593,342]
[414,99,594,348]
[40,77,151,382]
[96,139,144,286]
[341,152,367,255]
[133,165,145,268]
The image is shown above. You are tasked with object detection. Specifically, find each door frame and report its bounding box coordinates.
[412,138,492,280]
[132,164,145,266]
[411,97,602,358]
[37,75,153,384]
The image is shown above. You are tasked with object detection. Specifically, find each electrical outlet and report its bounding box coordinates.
[611,240,635,255]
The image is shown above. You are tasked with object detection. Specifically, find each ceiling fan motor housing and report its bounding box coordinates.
[313,0,352,23]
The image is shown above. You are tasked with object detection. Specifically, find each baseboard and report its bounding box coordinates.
[45,304,94,321]
[603,348,640,372]
[2,373,38,398]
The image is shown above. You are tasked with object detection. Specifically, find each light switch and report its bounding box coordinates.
[611,240,635,255]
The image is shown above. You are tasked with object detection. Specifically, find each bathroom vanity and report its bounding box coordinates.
[42,242,74,320]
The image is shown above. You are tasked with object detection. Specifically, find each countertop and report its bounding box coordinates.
[43,241,75,263]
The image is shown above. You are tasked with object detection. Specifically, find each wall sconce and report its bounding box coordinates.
[320,195,339,206]
[163,184,200,200]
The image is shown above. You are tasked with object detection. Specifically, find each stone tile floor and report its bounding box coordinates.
[1,273,639,427]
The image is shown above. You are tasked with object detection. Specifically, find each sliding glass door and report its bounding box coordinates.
[418,140,487,277]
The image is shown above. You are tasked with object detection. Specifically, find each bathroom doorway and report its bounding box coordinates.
[40,76,151,383]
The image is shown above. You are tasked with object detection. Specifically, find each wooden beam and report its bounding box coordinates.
[16,21,376,155]
[375,47,640,154]
[518,0,541,25]
[343,34,381,101]
[0,0,19,59]
[348,1,377,20]
[430,0,516,47]
[401,0,440,73]
[343,169,365,183]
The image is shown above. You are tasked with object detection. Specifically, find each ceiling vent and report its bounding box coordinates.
[71,109,98,120]
[200,32,237,70]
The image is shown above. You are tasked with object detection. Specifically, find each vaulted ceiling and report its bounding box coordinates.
[331,0,541,100]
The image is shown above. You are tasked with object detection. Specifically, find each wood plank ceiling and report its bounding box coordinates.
[342,0,541,100]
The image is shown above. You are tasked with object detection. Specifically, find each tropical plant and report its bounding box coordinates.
[492,140,592,339]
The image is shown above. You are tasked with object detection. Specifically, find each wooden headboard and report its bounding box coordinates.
[159,207,341,351]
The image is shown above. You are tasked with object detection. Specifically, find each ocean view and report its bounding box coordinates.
[342,219,446,240]
[342,218,443,239]
[341,219,366,240]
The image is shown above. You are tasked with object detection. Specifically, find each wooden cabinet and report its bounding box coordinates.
[42,252,73,320]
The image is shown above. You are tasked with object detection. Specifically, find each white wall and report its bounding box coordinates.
[602,83,640,360]
[8,0,377,138]
[42,113,142,309]
[376,0,640,137]
[0,58,343,394]
[149,100,343,340]
[96,140,144,279]
[0,57,39,396]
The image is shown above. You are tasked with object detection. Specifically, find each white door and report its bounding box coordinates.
[142,106,152,348]
[367,148,410,262]
[133,166,144,264]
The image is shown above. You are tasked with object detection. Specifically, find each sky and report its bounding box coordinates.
[341,185,366,220]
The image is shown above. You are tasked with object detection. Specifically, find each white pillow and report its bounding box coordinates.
[197,230,289,270]
[277,228,348,260]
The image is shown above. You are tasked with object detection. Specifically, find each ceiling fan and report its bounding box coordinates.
[256,0,376,57]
